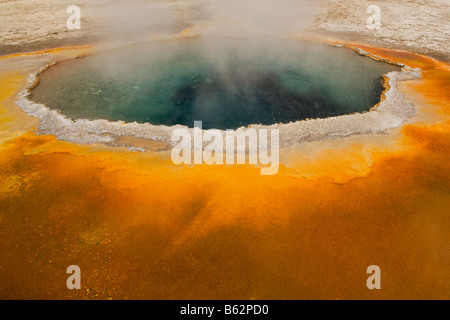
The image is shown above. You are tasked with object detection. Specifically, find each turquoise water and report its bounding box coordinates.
[31,37,399,130]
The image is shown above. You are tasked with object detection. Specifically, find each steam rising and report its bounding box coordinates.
[95,0,321,41]
[17,0,420,150]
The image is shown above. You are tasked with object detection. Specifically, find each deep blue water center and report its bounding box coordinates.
[31,37,399,130]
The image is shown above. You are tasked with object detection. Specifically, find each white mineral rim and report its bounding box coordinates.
[16,45,421,152]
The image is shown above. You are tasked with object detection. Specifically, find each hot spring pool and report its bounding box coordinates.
[31,37,400,130]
